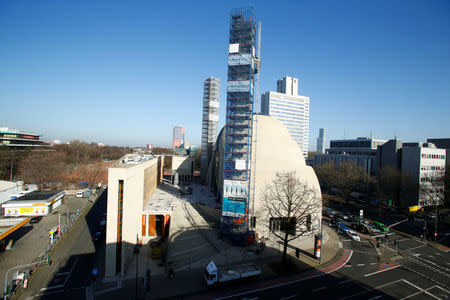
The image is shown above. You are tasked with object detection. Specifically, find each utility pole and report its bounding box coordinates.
[58,214,61,237]
[434,203,438,245]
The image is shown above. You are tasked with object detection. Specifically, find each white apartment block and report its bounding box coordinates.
[261,76,310,157]
[401,143,446,208]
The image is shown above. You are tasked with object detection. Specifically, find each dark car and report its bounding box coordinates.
[29,216,43,224]
[92,231,103,241]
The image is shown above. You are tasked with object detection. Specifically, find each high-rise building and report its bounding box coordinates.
[317,128,325,154]
[222,8,259,241]
[201,77,220,179]
[261,76,310,157]
[172,126,185,149]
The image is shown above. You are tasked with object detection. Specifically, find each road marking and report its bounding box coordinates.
[370,262,377,265]
[364,265,401,277]
[55,271,70,276]
[339,279,402,299]
[405,244,426,251]
[344,265,352,268]
[312,287,326,292]
[64,256,79,286]
[357,264,365,267]
[339,279,353,284]
[400,279,440,299]
[280,295,296,300]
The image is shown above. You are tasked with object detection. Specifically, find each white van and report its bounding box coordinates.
[76,190,84,198]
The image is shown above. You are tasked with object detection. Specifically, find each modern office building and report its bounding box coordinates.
[221,8,259,241]
[201,77,220,180]
[401,143,446,208]
[261,76,310,157]
[314,137,387,176]
[172,126,185,149]
[206,115,322,243]
[317,128,325,154]
[0,127,48,148]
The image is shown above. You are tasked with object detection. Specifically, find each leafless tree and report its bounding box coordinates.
[334,162,368,205]
[314,162,337,196]
[79,163,106,187]
[18,152,66,189]
[260,172,321,263]
[420,170,445,207]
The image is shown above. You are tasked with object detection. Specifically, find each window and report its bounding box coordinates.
[269,217,296,235]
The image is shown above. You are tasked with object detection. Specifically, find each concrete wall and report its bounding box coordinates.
[105,156,162,277]
[251,115,322,238]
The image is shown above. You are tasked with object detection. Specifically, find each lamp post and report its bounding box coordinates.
[134,242,140,300]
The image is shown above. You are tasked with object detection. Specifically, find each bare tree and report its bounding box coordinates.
[334,162,367,206]
[261,172,321,263]
[18,152,66,189]
[314,162,337,196]
[79,163,106,187]
[420,170,445,207]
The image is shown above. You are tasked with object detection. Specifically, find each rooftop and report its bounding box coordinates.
[112,154,156,168]
[14,189,64,201]
[143,187,174,213]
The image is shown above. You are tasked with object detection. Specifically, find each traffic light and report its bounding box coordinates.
[434,232,438,237]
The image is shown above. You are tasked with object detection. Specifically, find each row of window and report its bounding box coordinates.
[271,98,309,108]
[421,154,445,159]
[271,109,307,119]
[420,166,445,171]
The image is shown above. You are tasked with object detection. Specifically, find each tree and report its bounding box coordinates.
[314,162,337,196]
[79,163,106,187]
[18,152,66,189]
[260,172,321,263]
[334,162,367,206]
[420,170,445,207]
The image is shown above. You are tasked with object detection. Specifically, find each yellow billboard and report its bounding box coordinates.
[19,207,34,214]
[408,206,419,212]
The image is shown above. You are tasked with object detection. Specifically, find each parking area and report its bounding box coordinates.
[0,194,92,292]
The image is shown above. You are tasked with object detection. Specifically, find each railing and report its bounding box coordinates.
[4,190,103,299]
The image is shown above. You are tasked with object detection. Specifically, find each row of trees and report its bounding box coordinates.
[314,161,448,211]
[0,141,131,188]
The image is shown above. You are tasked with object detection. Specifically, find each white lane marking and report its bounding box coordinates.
[41,285,64,291]
[40,256,79,291]
[357,264,365,267]
[405,244,426,251]
[339,279,403,299]
[63,256,79,286]
[55,271,70,276]
[364,265,401,277]
[400,279,440,300]
[325,250,353,274]
[280,295,296,300]
[433,285,450,294]
[339,279,353,284]
[312,287,326,292]
[370,262,377,265]
[215,272,323,300]
[344,265,352,268]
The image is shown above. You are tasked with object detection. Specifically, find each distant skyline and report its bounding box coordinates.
[1,0,449,148]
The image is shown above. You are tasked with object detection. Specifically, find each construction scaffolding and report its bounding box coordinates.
[221,7,257,244]
[201,77,220,180]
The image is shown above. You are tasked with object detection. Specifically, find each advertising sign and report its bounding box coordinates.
[19,207,33,214]
[222,180,247,218]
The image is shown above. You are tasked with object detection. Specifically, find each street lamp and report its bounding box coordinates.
[134,243,140,300]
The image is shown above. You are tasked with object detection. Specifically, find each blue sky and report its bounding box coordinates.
[1,0,449,148]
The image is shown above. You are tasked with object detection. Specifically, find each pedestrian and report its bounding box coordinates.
[169,268,174,279]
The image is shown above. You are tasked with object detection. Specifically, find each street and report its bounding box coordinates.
[192,230,450,299]
[19,190,107,299]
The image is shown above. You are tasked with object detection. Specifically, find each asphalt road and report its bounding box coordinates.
[19,190,107,300]
[194,231,450,299]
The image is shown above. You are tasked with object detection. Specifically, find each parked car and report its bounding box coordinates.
[346,230,361,241]
[29,216,43,224]
[92,231,103,241]
[338,222,349,232]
